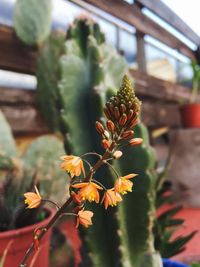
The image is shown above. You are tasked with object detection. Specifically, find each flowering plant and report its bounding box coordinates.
[20,75,143,266]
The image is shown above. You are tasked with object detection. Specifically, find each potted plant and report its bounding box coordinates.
[0,111,67,267]
[180,61,200,128]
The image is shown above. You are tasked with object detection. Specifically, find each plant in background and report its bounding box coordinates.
[0,111,67,231]
[190,61,200,103]
[14,0,52,46]
[20,74,145,267]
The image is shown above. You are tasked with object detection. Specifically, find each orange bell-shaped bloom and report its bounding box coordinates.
[24,186,42,209]
[60,155,85,178]
[72,182,103,203]
[114,174,138,195]
[76,209,94,228]
[102,189,122,209]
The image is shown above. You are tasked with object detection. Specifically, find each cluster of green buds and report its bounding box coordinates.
[96,75,143,154]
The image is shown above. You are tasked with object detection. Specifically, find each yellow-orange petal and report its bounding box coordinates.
[102,189,122,209]
[123,173,138,179]
[77,209,94,228]
[71,182,103,190]
[60,155,85,178]
[114,178,133,195]
[24,186,42,209]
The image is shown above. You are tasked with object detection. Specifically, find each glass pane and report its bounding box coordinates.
[119,29,137,65]
[145,43,177,82]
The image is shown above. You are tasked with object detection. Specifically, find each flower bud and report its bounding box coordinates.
[103,130,110,139]
[127,109,134,120]
[129,117,138,128]
[106,102,114,113]
[101,139,110,149]
[121,130,134,139]
[104,108,112,120]
[129,138,143,146]
[95,121,104,134]
[114,107,120,119]
[119,113,127,126]
[106,120,115,132]
[120,104,126,113]
[113,150,123,159]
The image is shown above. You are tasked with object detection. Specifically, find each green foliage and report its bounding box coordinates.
[14,0,52,45]
[23,135,68,203]
[154,187,197,258]
[0,112,17,157]
[0,110,66,231]
[191,61,200,103]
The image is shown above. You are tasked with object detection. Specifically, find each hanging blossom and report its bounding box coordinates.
[72,182,103,203]
[24,186,42,209]
[101,189,122,209]
[60,155,85,178]
[76,209,94,228]
[114,174,138,195]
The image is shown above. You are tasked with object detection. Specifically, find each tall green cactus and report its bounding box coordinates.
[37,17,162,267]
[37,17,128,267]
[115,122,162,267]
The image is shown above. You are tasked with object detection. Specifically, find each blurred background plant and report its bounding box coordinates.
[0,110,67,231]
[190,61,200,103]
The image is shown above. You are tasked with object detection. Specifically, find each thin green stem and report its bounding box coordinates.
[42,199,61,210]
[81,152,102,159]
[103,160,120,178]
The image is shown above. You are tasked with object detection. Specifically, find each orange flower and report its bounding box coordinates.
[72,182,103,203]
[24,186,42,209]
[76,209,94,228]
[60,155,85,178]
[102,189,122,209]
[114,174,138,195]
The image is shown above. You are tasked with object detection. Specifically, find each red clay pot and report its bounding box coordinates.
[180,103,200,128]
[0,208,54,267]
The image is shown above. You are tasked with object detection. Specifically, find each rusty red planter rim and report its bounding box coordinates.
[0,208,54,239]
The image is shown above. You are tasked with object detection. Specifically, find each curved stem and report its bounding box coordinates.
[42,199,61,210]
[103,160,120,178]
[81,152,102,159]
[82,159,93,170]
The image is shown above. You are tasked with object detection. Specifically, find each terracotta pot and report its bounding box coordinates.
[0,208,54,267]
[180,103,200,128]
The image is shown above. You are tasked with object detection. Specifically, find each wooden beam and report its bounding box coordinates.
[82,0,195,60]
[141,100,181,127]
[130,69,196,103]
[0,25,36,74]
[0,80,183,136]
[135,0,200,46]
[0,88,49,135]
